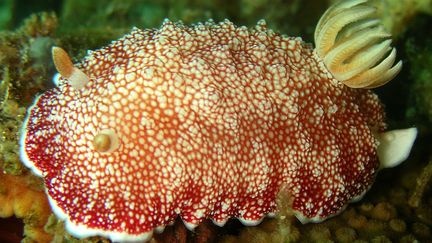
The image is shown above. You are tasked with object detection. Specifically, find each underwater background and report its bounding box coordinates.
[1,0,432,242]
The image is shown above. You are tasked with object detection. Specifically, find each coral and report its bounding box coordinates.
[411,222,431,238]
[414,203,432,225]
[363,219,387,237]
[402,15,432,216]
[370,235,392,243]
[370,202,397,221]
[328,0,432,37]
[388,218,407,233]
[0,12,58,175]
[0,12,58,105]
[335,227,357,242]
[43,215,109,243]
[0,11,60,243]
[369,0,432,37]
[220,158,432,242]
[400,235,419,243]
[19,12,57,38]
[222,185,300,243]
[0,100,26,175]
[307,225,332,242]
[348,214,368,229]
[0,172,51,242]
[409,159,432,207]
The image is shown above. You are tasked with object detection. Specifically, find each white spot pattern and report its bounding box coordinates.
[21,19,386,240]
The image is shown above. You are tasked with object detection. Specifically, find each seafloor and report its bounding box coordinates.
[1,0,432,242]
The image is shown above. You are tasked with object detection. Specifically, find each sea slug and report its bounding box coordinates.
[19,0,417,242]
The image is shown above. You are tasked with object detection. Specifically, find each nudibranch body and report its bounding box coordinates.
[20,0,417,242]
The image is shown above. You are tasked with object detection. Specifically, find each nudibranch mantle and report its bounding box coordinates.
[20,0,417,242]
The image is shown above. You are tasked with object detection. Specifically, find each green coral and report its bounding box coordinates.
[0,12,59,175]
[0,71,26,175]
